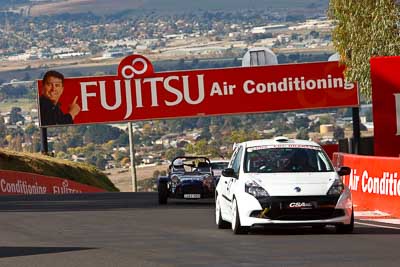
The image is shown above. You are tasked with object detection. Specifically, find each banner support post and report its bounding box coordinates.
[40,127,48,155]
[128,122,137,192]
[352,107,361,154]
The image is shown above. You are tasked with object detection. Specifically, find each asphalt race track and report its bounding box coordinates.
[1,193,400,267]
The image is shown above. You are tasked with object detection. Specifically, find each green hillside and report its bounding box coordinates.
[25,0,328,16]
[143,0,328,10]
[0,149,119,192]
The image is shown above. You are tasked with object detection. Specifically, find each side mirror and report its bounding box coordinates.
[337,166,351,176]
[222,168,237,178]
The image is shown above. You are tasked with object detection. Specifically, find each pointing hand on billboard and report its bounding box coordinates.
[69,96,81,119]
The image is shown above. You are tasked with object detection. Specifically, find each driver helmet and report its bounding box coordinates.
[173,159,184,166]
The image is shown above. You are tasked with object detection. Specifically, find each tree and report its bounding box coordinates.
[333,126,345,140]
[200,127,212,140]
[328,0,400,100]
[364,108,373,122]
[296,127,309,140]
[293,116,310,130]
[0,116,6,140]
[87,154,98,167]
[24,124,38,136]
[319,115,332,125]
[142,123,152,136]
[9,107,24,125]
[8,134,23,151]
[153,170,160,179]
[116,132,129,146]
[196,117,210,129]
[165,147,185,160]
[83,125,123,144]
[53,140,67,153]
[65,134,83,148]
[309,30,319,39]
[96,157,107,170]
[230,129,260,144]
[120,157,131,167]
[193,139,209,155]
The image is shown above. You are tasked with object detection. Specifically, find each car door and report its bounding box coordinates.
[225,145,243,214]
[219,147,239,216]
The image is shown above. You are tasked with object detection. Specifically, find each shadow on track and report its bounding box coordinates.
[244,224,400,235]
[0,246,96,258]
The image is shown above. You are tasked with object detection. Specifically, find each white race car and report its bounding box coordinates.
[215,136,353,234]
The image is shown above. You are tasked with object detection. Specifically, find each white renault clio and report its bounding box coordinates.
[215,137,353,234]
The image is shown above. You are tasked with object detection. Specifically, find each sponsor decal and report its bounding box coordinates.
[53,180,83,194]
[247,144,321,152]
[37,55,358,127]
[288,202,313,208]
[333,152,400,217]
[345,169,400,196]
[0,170,105,195]
[0,178,47,194]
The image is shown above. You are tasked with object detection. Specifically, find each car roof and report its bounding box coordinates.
[170,156,211,167]
[172,156,210,161]
[239,136,321,149]
[210,159,230,163]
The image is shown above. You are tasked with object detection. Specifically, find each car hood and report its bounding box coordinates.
[244,172,338,196]
[177,174,209,181]
[213,170,223,177]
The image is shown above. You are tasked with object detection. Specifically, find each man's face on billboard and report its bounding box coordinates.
[43,76,64,104]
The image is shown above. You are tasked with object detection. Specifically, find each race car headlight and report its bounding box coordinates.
[245,180,269,198]
[171,175,180,184]
[202,174,213,184]
[203,174,214,189]
[327,179,345,195]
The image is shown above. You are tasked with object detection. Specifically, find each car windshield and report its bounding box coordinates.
[211,162,229,170]
[244,146,334,173]
[171,158,211,173]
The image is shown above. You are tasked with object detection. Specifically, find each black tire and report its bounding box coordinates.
[312,225,326,233]
[336,209,354,234]
[232,199,249,235]
[312,225,326,230]
[158,182,168,205]
[216,197,230,229]
[217,212,230,229]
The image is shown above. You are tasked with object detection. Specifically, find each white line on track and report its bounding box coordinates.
[356,221,400,230]
[354,210,391,217]
[365,219,400,224]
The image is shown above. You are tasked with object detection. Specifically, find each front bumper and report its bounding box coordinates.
[237,190,352,227]
[168,180,215,199]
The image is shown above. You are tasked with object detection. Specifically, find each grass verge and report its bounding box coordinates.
[0,148,119,192]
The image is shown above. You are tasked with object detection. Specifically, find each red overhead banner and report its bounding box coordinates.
[37,54,359,127]
[371,56,400,157]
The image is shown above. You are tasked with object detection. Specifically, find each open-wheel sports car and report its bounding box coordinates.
[157,156,215,204]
